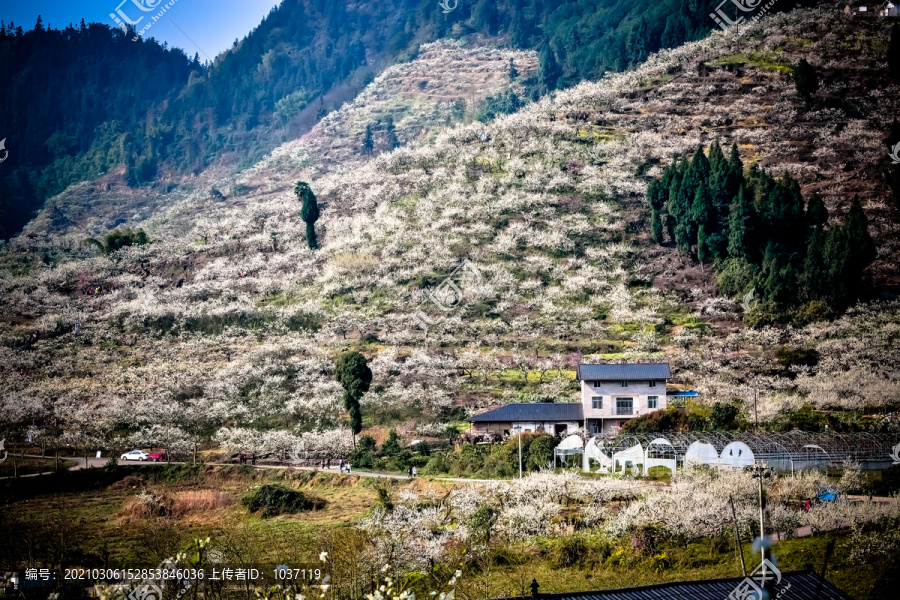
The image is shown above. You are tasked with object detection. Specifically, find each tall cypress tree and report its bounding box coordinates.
[650,208,663,244]
[334,351,372,447]
[794,58,818,99]
[804,225,826,299]
[539,44,562,91]
[362,123,374,154]
[889,24,900,79]
[844,195,876,272]
[296,181,320,250]
[805,192,828,227]
[727,186,752,259]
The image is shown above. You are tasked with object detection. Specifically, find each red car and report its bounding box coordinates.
[147,449,168,462]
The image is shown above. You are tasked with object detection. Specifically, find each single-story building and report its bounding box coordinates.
[469,403,583,437]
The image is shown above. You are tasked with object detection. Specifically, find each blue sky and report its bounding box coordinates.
[1,0,282,60]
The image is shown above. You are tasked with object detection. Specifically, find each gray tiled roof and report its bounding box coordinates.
[576,363,671,381]
[493,570,848,600]
[469,403,584,422]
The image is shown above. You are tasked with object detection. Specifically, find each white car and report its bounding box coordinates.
[120,450,149,461]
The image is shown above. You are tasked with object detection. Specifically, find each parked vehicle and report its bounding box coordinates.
[120,450,149,461]
[147,449,168,462]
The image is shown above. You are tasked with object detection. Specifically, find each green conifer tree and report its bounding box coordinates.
[804,225,826,299]
[296,181,320,250]
[727,186,751,258]
[889,24,900,79]
[794,58,818,99]
[650,208,663,244]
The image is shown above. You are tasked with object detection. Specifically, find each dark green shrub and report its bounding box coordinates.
[380,430,403,457]
[468,505,498,542]
[526,435,558,470]
[241,484,325,518]
[350,435,377,468]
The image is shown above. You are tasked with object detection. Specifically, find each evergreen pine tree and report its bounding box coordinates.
[794,58,818,99]
[362,123,374,155]
[727,186,751,258]
[539,44,562,91]
[510,6,528,47]
[508,57,519,80]
[889,24,900,79]
[385,116,399,149]
[707,139,725,175]
[296,181,320,250]
[651,208,663,244]
[334,351,372,446]
[844,195,876,271]
[823,226,851,305]
[690,183,713,234]
[697,223,710,263]
[805,192,828,227]
[804,225,826,299]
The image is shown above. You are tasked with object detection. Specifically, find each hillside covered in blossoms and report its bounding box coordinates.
[3,8,898,459]
[2,3,900,600]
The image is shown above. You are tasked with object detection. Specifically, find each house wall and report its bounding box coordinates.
[580,379,667,422]
[472,421,580,435]
[472,422,512,434]
[586,418,634,435]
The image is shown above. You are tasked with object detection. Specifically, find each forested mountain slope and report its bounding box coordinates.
[1,0,773,240]
[0,8,898,456]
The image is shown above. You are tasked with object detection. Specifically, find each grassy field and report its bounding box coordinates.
[2,466,897,600]
[0,456,77,477]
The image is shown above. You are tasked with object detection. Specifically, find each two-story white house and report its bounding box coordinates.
[577,362,671,435]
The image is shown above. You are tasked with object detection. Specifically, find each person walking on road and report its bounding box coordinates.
[347,462,352,474]
[339,459,344,473]
[412,466,417,478]
[408,465,413,479]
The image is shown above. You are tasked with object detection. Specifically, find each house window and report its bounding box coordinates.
[649,380,656,387]
[648,395,658,409]
[592,396,603,409]
[616,398,633,415]
[621,380,628,387]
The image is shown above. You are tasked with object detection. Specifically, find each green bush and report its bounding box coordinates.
[552,534,589,568]
[350,435,377,468]
[526,435,559,470]
[241,484,325,518]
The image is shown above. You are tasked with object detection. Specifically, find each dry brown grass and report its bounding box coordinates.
[172,490,233,515]
[118,489,233,522]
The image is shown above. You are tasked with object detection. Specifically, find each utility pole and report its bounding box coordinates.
[754,465,767,582]
[513,425,523,478]
[518,428,523,479]
[729,495,747,576]
[754,387,759,433]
